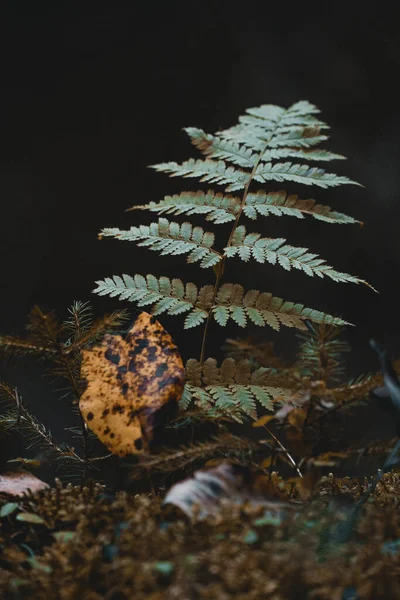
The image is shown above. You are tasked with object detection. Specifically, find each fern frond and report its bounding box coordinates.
[100,218,222,268]
[129,190,240,224]
[183,358,291,418]
[213,283,350,330]
[93,275,349,331]
[129,189,356,227]
[224,226,372,287]
[184,127,258,167]
[185,126,344,166]
[150,159,250,192]
[244,191,358,224]
[221,103,330,151]
[93,274,213,329]
[151,158,354,192]
[253,162,358,189]
[260,147,345,162]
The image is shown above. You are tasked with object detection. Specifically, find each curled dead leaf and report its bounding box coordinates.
[79,312,185,456]
[163,462,296,520]
[0,471,49,497]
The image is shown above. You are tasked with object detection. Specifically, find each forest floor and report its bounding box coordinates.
[1,469,400,600]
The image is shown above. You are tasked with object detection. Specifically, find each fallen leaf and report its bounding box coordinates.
[153,561,174,576]
[0,471,49,497]
[79,312,185,456]
[0,502,19,517]
[252,414,276,428]
[16,512,46,525]
[163,462,295,520]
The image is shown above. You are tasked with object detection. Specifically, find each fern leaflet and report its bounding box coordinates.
[182,358,291,419]
[224,226,372,287]
[129,190,240,224]
[100,218,222,268]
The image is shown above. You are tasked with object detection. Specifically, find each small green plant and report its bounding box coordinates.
[95,101,373,419]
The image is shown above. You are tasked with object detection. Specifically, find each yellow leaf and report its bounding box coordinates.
[252,415,275,428]
[79,312,185,456]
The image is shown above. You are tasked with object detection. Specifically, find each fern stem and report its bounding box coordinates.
[199,125,279,365]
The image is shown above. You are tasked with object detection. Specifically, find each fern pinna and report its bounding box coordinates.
[94,101,372,419]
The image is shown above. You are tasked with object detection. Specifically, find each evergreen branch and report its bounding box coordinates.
[26,306,63,349]
[128,190,240,224]
[130,434,257,479]
[99,218,222,268]
[296,321,351,384]
[0,335,57,358]
[64,300,93,342]
[64,309,130,353]
[224,226,374,288]
[0,387,83,467]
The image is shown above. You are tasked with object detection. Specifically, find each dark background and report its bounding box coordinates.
[1,4,400,461]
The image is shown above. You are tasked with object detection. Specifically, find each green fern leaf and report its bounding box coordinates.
[179,385,193,410]
[183,358,292,418]
[244,191,358,224]
[213,305,230,326]
[260,148,345,162]
[230,385,257,417]
[129,190,240,224]
[100,219,222,268]
[150,159,250,192]
[184,127,257,167]
[224,226,372,287]
[254,162,358,189]
[184,309,208,329]
[93,274,213,329]
[214,282,350,330]
[221,100,329,152]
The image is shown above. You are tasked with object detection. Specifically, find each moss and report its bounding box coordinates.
[1,471,400,599]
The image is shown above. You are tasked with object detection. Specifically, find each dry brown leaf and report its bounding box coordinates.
[79,312,185,456]
[287,407,307,431]
[0,471,49,497]
[163,462,295,520]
